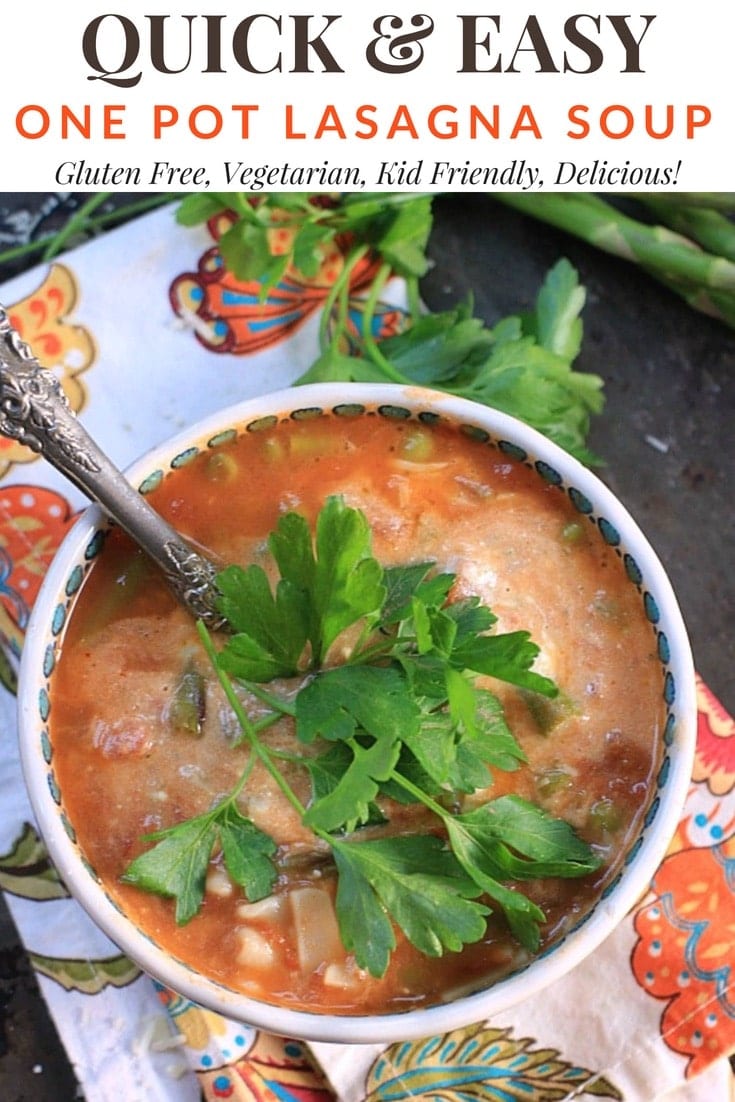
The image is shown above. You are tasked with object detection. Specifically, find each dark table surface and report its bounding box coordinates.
[0,191,733,1100]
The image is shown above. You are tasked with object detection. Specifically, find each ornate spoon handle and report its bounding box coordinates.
[0,305,224,629]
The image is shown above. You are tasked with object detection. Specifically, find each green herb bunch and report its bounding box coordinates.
[176,192,604,463]
[123,497,600,978]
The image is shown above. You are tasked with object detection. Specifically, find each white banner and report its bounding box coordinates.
[0,0,730,192]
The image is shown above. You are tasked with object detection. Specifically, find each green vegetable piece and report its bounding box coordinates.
[451,688,526,780]
[299,743,390,829]
[592,596,625,623]
[395,708,461,791]
[379,305,494,385]
[445,597,498,640]
[561,521,585,544]
[523,256,585,362]
[397,427,435,461]
[303,736,401,833]
[176,192,230,227]
[332,844,397,979]
[169,665,207,737]
[380,562,434,624]
[467,869,546,952]
[536,768,573,798]
[587,797,626,841]
[260,436,284,464]
[451,796,601,882]
[292,222,336,277]
[218,218,286,287]
[205,452,238,483]
[79,550,149,642]
[381,565,455,627]
[342,193,434,279]
[497,192,735,333]
[445,796,600,949]
[310,496,386,662]
[523,690,576,735]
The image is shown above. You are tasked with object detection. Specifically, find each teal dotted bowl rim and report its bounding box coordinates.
[20,383,696,1044]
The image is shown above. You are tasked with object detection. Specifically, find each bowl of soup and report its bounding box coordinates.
[18,382,696,1044]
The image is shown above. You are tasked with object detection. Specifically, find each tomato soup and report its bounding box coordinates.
[49,410,665,1014]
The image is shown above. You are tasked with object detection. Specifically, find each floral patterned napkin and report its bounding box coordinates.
[0,205,733,1102]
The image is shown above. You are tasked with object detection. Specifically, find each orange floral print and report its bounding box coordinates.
[1,264,95,479]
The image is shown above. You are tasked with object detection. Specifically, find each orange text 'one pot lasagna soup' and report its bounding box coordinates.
[48,406,666,1015]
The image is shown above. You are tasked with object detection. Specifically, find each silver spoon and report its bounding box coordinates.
[0,304,225,629]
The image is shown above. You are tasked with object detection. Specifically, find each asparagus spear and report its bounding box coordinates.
[632,193,735,214]
[635,196,735,264]
[494,192,735,328]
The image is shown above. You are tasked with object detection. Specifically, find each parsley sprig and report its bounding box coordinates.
[176,193,604,463]
[123,497,600,978]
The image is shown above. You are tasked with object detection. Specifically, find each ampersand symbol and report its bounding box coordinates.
[366,14,434,73]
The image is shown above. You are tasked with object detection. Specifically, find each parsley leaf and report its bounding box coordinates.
[456,688,527,775]
[217,804,280,900]
[455,795,602,879]
[521,252,585,362]
[451,631,558,697]
[303,738,401,834]
[295,665,420,745]
[380,562,435,623]
[331,835,489,977]
[122,801,277,925]
[216,564,308,680]
[122,815,215,925]
[269,496,386,666]
[217,496,385,678]
[298,743,389,832]
[296,666,418,831]
[331,843,397,978]
[444,795,601,950]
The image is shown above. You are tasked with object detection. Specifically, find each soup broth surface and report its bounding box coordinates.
[50,412,664,1013]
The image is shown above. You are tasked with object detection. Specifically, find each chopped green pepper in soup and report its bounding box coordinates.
[49,413,664,1014]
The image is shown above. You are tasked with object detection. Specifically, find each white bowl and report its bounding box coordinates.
[18,382,696,1044]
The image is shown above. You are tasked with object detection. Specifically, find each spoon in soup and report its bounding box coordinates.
[0,304,225,629]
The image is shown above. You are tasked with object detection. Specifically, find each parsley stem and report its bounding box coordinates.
[197,620,259,741]
[347,631,423,666]
[0,193,176,267]
[360,263,407,383]
[229,754,257,799]
[41,193,114,260]
[238,679,296,717]
[345,637,398,665]
[317,243,369,353]
[196,620,308,822]
[389,769,451,824]
[405,275,422,322]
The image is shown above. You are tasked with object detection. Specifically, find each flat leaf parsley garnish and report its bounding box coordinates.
[122,496,600,978]
[175,193,604,463]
